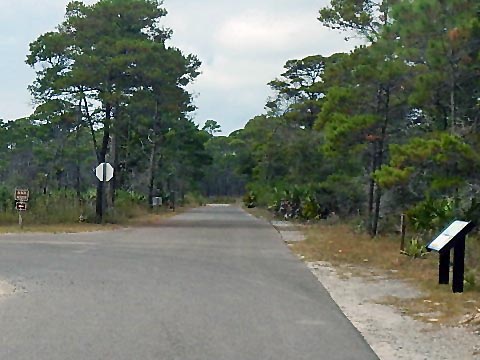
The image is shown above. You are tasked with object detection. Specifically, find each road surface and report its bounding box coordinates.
[0,205,378,359]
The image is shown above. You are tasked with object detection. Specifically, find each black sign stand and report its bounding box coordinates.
[438,250,450,285]
[452,235,466,293]
[427,221,474,293]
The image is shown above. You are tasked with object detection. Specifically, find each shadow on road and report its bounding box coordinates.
[159,219,271,229]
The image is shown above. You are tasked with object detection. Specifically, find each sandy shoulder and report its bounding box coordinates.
[0,280,15,297]
[307,261,480,360]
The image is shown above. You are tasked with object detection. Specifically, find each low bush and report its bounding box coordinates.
[0,189,152,225]
[401,236,427,258]
[243,191,256,208]
[183,192,207,206]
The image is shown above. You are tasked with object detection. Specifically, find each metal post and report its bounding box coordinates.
[438,250,450,285]
[102,162,107,222]
[452,235,465,293]
[18,212,23,229]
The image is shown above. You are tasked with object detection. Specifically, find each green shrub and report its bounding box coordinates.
[184,192,207,206]
[401,236,427,258]
[462,198,480,224]
[0,186,14,212]
[464,269,476,291]
[115,190,145,205]
[0,189,151,225]
[301,195,320,219]
[243,191,256,208]
[407,197,455,233]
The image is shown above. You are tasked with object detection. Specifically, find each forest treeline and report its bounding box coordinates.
[0,0,478,236]
[0,0,214,223]
[206,0,480,239]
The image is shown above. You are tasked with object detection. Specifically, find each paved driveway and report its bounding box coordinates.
[0,205,378,359]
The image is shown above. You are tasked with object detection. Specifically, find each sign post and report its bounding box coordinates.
[427,220,475,293]
[438,250,450,285]
[14,188,29,228]
[452,234,466,293]
[95,163,114,222]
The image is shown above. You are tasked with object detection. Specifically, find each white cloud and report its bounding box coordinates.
[180,6,362,133]
[197,55,272,89]
[0,0,362,134]
[214,11,300,55]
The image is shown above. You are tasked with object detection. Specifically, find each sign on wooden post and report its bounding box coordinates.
[152,197,162,207]
[16,202,27,211]
[14,188,29,228]
[15,188,29,202]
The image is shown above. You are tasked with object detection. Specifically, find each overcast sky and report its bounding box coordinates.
[0,0,360,135]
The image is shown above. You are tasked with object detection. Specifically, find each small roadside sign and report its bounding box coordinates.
[95,162,114,182]
[16,202,27,211]
[15,188,29,202]
[152,197,162,206]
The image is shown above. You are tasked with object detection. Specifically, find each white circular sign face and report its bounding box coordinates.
[95,162,114,182]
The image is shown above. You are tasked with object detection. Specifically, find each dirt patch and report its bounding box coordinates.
[270,220,306,242]
[0,280,15,297]
[308,261,480,359]
[292,223,480,325]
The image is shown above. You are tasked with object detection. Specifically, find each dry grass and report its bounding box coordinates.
[243,206,276,221]
[291,222,480,327]
[0,223,120,234]
[0,207,187,234]
[126,207,186,226]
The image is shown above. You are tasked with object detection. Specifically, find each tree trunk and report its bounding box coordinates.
[450,76,456,133]
[110,129,118,207]
[75,100,82,199]
[147,140,157,209]
[81,93,100,162]
[75,162,81,198]
[110,102,122,207]
[95,102,112,223]
[371,87,390,237]
[147,101,161,209]
[367,142,377,234]
[372,184,382,237]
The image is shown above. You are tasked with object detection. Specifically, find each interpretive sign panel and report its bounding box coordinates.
[427,220,472,252]
[426,220,475,293]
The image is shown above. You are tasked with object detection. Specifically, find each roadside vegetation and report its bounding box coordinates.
[0,0,478,314]
[0,187,197,232]
[0,1,225,229]
[230,0,480,324]
[292,222,480,326]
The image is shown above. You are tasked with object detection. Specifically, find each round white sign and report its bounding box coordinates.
[95,162,114,182]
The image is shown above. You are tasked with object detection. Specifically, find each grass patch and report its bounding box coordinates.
[125,207,186,226]
[0,205,187,234]
[243,206,276,222]
[0,223,119,234]
[291,222,480,326]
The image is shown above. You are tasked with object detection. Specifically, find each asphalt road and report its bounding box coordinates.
[0,205,378,360]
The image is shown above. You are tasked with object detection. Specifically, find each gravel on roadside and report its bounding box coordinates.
[306,261,480,360]
[0,280,15,297]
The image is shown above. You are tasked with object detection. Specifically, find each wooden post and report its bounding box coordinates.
[452,235,465,293]
[438,250,450,285]
[400,213,406,250]
[102,162,107,222]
